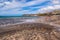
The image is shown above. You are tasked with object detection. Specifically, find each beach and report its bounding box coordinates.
[0,16,60,40]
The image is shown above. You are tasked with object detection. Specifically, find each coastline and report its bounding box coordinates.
[0,17,60,33]
[0,17,60,40]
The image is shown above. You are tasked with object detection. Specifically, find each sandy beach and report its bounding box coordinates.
[0,17,60,40]
[0,23,60,40]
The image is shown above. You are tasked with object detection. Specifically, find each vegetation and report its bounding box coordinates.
[37,10,60,16]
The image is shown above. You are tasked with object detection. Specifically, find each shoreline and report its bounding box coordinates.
[0,17,60,33]
[0,17,60,40]
[0,22,60,33]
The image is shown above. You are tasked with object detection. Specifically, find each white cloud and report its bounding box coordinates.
[0,3,5,8]
[40,6,54,11]
[0,0,60,16]
[39,5,60,13]
[2,1,22,10]
[4,2,11,4]
[24,0,46,6]
[52,0,60,4]
[0,0,47,10]
[34,0,60,13]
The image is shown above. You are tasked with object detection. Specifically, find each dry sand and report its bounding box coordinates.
[0,23,60,40]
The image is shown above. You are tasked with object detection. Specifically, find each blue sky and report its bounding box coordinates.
[0,0,60,16]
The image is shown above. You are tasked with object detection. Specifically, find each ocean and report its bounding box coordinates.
[0,16,39,26]
[0,16,39,19]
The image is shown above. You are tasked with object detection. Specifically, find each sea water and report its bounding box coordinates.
[0,16,39,19]
[0,16,39,26]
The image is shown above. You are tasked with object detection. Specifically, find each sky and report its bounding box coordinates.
[0,0,60,16]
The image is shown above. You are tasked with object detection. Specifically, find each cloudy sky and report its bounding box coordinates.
[0,0,60,16]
